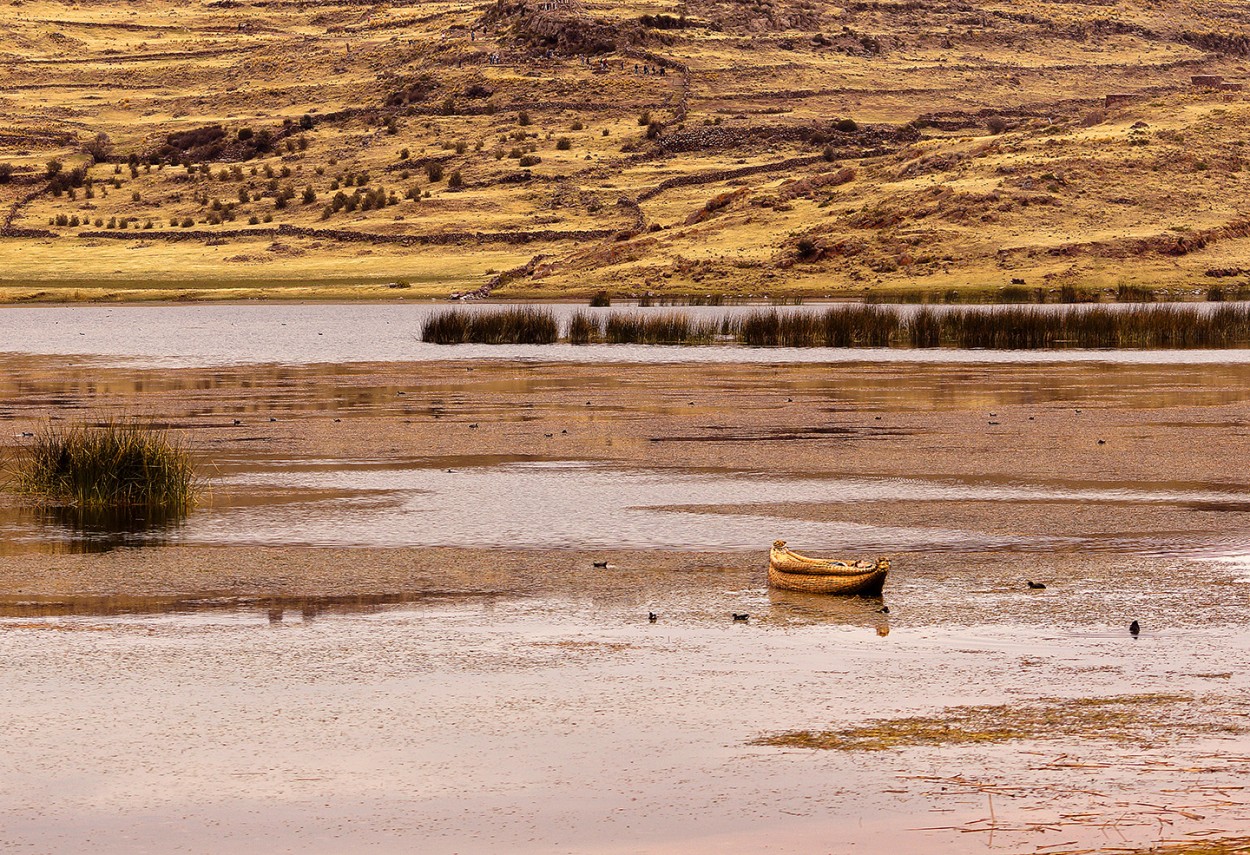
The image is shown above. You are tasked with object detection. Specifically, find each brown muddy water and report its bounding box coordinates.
[1,353,1249,854]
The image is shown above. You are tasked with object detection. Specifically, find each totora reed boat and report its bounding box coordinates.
[768,540,890,595]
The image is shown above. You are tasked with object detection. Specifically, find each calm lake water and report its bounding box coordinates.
[4,460,1248,569]
[4,318,1250,854]
[4,303,1250,367]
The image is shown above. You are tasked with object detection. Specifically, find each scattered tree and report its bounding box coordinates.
[82,132,114,163]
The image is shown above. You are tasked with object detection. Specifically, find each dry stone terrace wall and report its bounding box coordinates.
[72,224,620,246]
[3,188,53,234]
[993,218,1250,262]
[636,155,828,202]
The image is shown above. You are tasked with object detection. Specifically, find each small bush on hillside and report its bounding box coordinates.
[82,132,114,163]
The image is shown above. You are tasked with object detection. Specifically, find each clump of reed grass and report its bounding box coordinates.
[739,307,901,347]
[421,307,558,344]
[1115,284,1157,303]
[14,421,198,512]
[567,310,603,344]
[602,312,721,344]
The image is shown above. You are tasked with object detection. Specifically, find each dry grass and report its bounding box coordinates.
[753,693,1245,751]
[13,420,198,512]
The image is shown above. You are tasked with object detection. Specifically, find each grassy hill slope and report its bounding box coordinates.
[2,0,1250,301]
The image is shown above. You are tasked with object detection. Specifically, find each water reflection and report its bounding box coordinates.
[0,591,502,618]
[27,503,188,554]
[191,462,1250,554]
[5,357,1250,424]
[4,461,1248,557]
[766,588,890,629]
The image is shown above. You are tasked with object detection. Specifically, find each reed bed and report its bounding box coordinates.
[567,310,600,345]
[739,306,902,347]
[14,420,198,511]
[602,312,722,344]
[423,304,1250,349]
[942,305,1250,349]
[722,304,1250,349]
[421,307,559,344]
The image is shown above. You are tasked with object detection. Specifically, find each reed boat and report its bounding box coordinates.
[768,540,890,595]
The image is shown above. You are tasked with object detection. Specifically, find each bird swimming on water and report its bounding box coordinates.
[1129,620,1140,636]
[732,613,749,622]
[1027,580,1046,590]
[592,560,608,568]
[648,612,657,623]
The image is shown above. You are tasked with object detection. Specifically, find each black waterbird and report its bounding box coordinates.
[1027,581,1046,590]
[732,613,749,622]
[1130,620,1140,636]
[593,560,608,568]
[648,612,657,623]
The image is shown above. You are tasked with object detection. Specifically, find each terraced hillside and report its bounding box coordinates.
[3,0,1250,300]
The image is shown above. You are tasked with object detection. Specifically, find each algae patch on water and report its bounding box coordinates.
[754,693,1246,751]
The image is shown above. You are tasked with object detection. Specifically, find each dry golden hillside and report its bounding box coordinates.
[3,0,1250,301]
